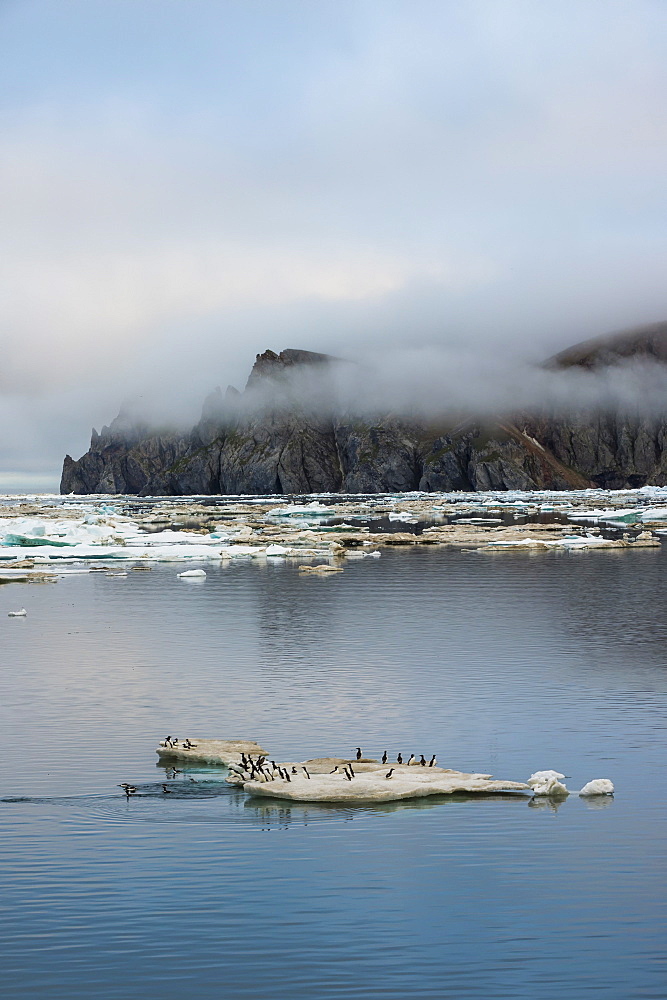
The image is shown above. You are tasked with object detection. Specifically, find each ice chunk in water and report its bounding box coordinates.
[579,779,614,796]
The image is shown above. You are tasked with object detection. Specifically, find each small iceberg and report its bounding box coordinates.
[177,569,207,578]
[8,608,27,617]
[527,770,569,797]
[578,778,614,796]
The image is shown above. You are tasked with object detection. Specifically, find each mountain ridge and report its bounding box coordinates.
[60,329,667,495]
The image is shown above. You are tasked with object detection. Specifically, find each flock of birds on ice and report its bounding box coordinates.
[118,740,614,801]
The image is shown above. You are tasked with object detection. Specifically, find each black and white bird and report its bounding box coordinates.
[162,784,172,794]
[397,753,403,764]
[407,754,415,766]
[356,748,362,760]
[385,769,394,779]
[429,755,437,767]
[382,751,388,764]
[420,755,426,767]
[303,767,310,779]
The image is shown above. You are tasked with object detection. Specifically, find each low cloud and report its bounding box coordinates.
[2,1,667,488]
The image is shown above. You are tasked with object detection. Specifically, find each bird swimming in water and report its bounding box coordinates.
[189,778,198,783]
[397,753,403,764]
[429,755,436,767]
[382,751,388,764]
[356,748,362,760]
[385,769,394,779]
[162,784,172,794]
[119,783,137,797]
[420,755,426,767]
[407,754,415,766]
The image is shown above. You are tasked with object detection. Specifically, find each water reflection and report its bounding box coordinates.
[0,546,664,1000]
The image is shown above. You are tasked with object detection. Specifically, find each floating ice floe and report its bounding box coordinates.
[266,502,330,518]
[239,763,530,803]
[156,737,268,765]
[177,568,207,578]
[578,778,614,796]
[265,544,289,556]
[7,608,27,617]
[527,770,569,797]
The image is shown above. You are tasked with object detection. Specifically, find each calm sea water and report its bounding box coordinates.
[1,544,666,999]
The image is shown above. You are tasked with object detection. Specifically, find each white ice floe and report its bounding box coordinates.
[639,507,667,521]
[177,568,207,578]
[578,779,614,796]
[155,737,268,765]
[241,765,530,803]
[266,502,330,518]
[265,544,289,556]
[8,608,27,617]
[527,770,569,796]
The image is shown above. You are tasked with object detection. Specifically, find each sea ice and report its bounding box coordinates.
[527,770,569,797]
[156,737,268,765]
[578,779,614,796]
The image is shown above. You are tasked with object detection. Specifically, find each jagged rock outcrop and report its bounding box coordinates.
[61,332,667,495]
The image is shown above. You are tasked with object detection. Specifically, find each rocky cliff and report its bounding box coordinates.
[60,333,667,495]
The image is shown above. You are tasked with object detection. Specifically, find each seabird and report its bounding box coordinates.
[356,748,362,760]
[382,751,388,764]
[429,755,436,767]
[344,769,352,781]
[330,766,338,774]
[420,755,426,767]
[407,754,415,766]
[397,753,403,764]
[291,767,298,774]
[189,778,198,783]
[385,769,394,779]
[303,767,310,779]
[162,784,172,793]
[348,763,355,777]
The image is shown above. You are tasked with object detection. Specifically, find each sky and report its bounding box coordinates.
[2,0,667,491]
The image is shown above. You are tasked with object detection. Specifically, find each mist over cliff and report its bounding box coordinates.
[60,324,667,496]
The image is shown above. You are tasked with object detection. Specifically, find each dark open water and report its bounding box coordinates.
[1,546,666,999]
